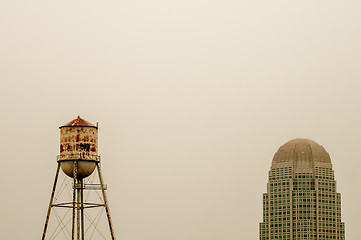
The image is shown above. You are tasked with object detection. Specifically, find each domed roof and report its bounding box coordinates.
[272,138,331,168]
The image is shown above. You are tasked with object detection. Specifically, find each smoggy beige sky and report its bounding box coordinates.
[1,0,360,239]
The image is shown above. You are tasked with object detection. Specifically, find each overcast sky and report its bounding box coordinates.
[1,0,360,239]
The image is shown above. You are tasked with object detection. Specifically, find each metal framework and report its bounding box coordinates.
[41,158,115,240]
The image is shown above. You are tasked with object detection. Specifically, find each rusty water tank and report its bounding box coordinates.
[58,116,98,179]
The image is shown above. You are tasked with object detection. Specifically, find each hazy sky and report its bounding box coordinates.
[1,0,360,239]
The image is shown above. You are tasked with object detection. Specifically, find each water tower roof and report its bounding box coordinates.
[60,116,96,128]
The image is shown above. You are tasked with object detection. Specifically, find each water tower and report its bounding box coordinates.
[41,116,115,240]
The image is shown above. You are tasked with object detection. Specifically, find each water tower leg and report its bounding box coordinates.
[41,163,61,240]
[80,178,85,240]
[72,161,78,240]
[96,163,115,240]
[77,178,81,240]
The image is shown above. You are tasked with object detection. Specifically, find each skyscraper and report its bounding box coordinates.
[259,139,345,240]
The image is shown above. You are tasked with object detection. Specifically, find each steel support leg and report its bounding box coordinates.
[80,178,85,240]
[42,163,61,240]
[77,179,81,240]
[96,163,115,240]
[72,161,78,240]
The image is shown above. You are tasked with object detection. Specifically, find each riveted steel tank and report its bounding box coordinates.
[58,116,98,179]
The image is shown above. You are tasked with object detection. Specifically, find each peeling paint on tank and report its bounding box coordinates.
[59,126,98,161]
[58,117,99,179]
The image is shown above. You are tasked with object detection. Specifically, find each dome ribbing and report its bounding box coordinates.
[272,138,331,168]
